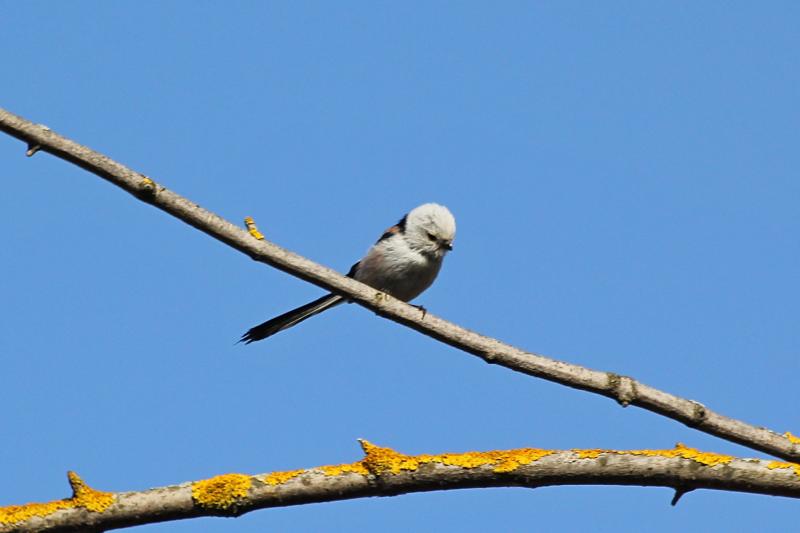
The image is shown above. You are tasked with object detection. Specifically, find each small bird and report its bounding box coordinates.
[240,203,456,344]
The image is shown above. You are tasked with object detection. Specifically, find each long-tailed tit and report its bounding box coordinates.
[240,203,456,344]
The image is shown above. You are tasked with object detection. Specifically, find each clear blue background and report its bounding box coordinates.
[2,2,798,532]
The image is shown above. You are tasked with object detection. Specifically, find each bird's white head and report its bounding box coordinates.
[403,203,456,258]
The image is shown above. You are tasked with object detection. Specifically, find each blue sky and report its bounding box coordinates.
[1,2,798,531]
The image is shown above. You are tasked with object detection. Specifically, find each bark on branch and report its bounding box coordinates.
[2,440,800,532]
[0,107,798,464]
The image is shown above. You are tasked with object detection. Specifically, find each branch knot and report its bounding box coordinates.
[685,401,708,428]
[607,373,637,407]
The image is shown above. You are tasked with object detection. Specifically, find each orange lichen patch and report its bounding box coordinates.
[360,441,417,474]
[784,432,800,445]
[263,469,305,486]
[488,449,554,473]
[320,461,371,477]
[356,440,553,475]
[573,449,605,459]
[244,216,265,240]
[425,448,554,473]
[767,461,800,477]
[0,499,73,525]
[671,444,734,467]
[317,441,554,478]
[627,444,734,467]
[571,445,733,467]
[0,471,114,526]
[192,473,252,510]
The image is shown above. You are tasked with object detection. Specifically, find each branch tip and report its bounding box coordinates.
[25,143,40,157]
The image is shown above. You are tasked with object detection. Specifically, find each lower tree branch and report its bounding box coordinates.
[0,107,798,463]
[2,440,800,532]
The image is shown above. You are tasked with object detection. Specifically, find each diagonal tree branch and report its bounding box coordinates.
[3,440,800,532]
[1,107,798,462]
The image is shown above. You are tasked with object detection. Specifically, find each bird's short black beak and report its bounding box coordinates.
[442,242,453,251]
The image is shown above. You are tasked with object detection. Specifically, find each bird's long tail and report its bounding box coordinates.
[239,294,344,344]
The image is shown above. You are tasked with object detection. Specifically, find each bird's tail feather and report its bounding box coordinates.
[239,294,344,344]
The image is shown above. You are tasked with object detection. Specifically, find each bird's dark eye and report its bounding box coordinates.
[427,232,437,242]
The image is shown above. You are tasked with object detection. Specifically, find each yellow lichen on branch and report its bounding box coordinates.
[785,432,800,445]
[262,441,554,485]
[574,449,605,459]
[767,461,800,477]
[192,473,252,511]
[5,440,796,528]
[263,469,305,486]
[269,441,739,485]
[319,462,371,477]
[244,216,265,240]
[572,443,733,467]
[357,440,554,475]
[0,471,114,526]
[0,499,74,526]
[67,471,114,513]
[629,443,733,467]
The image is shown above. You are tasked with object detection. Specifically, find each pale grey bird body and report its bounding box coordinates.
[240,203,455,344]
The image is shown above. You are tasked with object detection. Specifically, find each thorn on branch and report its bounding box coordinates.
[671,486,694,506]
[26,143,41,157]
[244,216,265,240]
[67,470,83,496]
[67,471,115,512]
[358,439,405,476]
